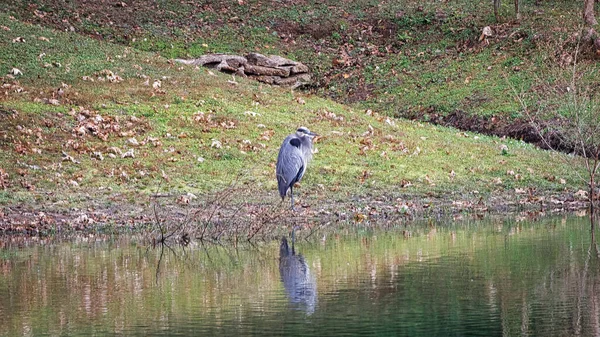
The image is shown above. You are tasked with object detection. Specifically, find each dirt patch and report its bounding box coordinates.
[274,20,339,40]
[403,107,581,154]
[0,187,589,238]
[346,83,376,104]
[370,18,399,39]
[2,0,223,42]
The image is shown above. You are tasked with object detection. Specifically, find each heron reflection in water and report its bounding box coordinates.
[279,236,317,315]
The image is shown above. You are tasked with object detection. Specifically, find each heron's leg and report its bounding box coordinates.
[290,186,295,210]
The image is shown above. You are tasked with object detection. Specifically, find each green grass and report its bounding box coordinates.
[0,6,592,224]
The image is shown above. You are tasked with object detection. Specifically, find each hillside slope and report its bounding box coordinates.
[2,1,596,133]
[0,10,589,235]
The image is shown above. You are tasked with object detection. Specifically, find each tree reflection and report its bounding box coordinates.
[4,219,600,335]
[580,215,600,336]
[568,215,600,336]
[278,237,317,315]
[488,216,600,336]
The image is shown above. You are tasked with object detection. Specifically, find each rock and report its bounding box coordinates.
[246,53,281,67]
[174,54,248,67]
[290,63,309,74]
[244,64,290,77]
[275,74,312,88]
[174,52,310,87]
[252,75,277,84]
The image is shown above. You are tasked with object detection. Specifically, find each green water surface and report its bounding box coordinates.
[1,216,599,336]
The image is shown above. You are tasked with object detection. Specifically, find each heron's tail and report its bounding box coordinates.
[277,175,288,199]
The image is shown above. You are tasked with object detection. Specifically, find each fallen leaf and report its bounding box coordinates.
[127,138,139,146]
[211,139,222,148]
[354,213,366,222]
[61,151,80,164]
[122,149,135,158]
[574,190,588,199]
[92,152,104,161]
[243,111,259,117]
[479,26,493,41]
[449,170,456,180]
[108,147,122,155]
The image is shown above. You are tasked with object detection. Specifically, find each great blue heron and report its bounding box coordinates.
[279,236,317,315]
[276,127,318,209]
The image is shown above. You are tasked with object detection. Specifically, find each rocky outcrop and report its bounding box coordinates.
[174,53,311,89]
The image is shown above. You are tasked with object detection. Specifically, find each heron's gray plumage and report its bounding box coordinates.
[276,127,317,209]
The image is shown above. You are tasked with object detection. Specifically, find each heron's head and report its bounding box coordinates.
[296,126,318,138]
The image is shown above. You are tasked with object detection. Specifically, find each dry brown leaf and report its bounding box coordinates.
[258,129,274,141]
[354,213,366,222]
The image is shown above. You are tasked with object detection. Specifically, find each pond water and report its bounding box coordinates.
[1,216,600,336]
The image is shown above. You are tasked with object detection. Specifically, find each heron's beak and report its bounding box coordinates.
[308,131,319,137]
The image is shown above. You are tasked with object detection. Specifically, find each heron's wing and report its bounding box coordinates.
[278,150,304,189]
[276,137,305,198]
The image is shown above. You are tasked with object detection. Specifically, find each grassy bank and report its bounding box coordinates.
[0,6,591,235]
